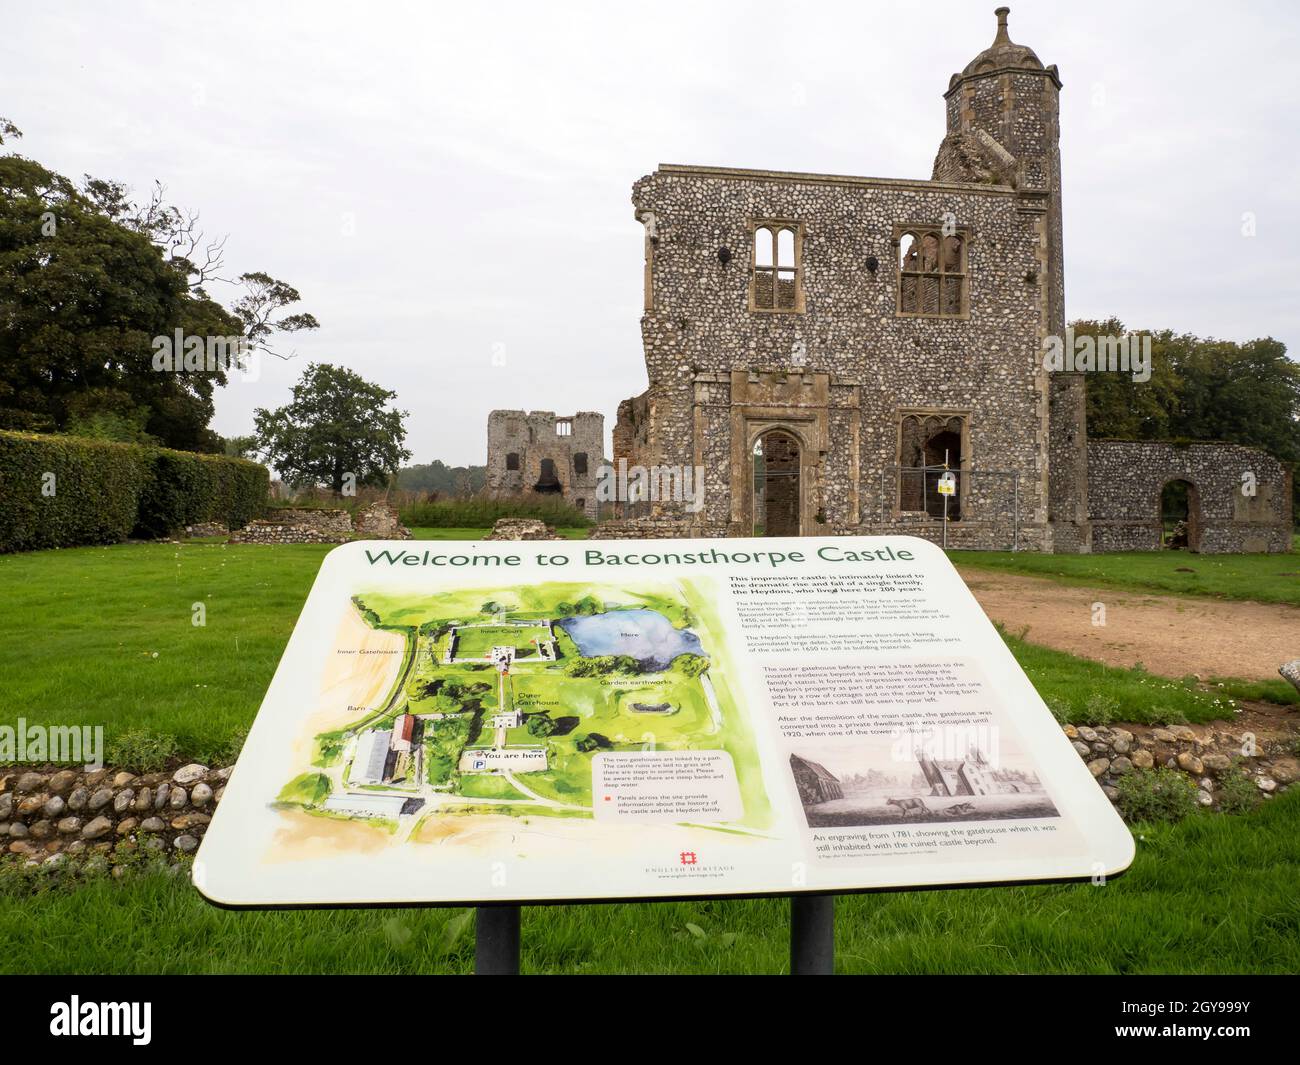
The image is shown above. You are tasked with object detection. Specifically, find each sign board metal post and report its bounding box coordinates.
[790,894,835,975]
[470,896,835,976]
[474,905,521,975]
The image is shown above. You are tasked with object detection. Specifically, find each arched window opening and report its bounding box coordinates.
[898,226,967,318]
[752,222,803,312]
[898,413,965,519]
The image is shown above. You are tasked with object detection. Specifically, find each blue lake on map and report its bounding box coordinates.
[557,609,703,670]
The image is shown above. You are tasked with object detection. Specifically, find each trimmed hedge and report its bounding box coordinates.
[133,448,268,539]
[0,430,269,553]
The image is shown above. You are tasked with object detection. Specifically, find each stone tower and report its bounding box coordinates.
[485,410,604,520]
[936,6,1090,551]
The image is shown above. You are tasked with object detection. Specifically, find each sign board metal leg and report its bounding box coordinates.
[474,905,520,975]
[790,894,834,974]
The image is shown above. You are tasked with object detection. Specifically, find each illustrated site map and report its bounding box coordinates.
[272,578,773,854]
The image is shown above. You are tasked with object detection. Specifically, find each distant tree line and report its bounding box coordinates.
[397,460,487,496]
[1077,318,1299,459]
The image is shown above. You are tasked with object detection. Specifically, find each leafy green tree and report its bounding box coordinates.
[1080,319,1300,460]
[221,434,260,459]
[526,714,557,738]
[230,272,319,359]
[1073,319,1181,440]
[0,154,242,447]
[63,388,159,444]
[254,363,411,492]
[0,120,318,449]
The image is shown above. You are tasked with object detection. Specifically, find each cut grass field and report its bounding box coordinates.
[2,789,1296,973]
[949,538,1300,606]
[0,538,1254,766]
[1003,632,1240,724]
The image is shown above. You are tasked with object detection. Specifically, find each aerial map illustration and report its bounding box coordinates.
[273,578,771,849]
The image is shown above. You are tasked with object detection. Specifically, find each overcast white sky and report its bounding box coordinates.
[5,0,1297,466]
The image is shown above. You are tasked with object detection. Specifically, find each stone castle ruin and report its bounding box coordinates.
[485,410,605,520]
[492,8,1292,552]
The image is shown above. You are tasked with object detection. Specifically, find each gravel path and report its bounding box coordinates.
[957,568,1300,682]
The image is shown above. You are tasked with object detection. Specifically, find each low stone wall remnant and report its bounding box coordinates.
[227,502,411,545]
[1061,720,1296,812]
[483,518,559,540]
[1086,440,1293,553]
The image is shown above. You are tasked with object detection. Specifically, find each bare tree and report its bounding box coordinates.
[229,272,320,359]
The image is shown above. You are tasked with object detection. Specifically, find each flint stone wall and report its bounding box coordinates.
[1087,441,1293,554]
[486,410,606,520]
[229,503,411,545]
[0,763,230,866]
[618,166,1052,548]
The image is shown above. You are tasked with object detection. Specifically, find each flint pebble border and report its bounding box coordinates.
[0,762,228,872]
[1062,721,1297,807]
[3,719,1295,875]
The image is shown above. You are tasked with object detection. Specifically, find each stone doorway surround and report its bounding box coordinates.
[725,369,830,537]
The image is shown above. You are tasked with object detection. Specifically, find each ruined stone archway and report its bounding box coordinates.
[753,429,802,536]
[899,413,966,519]
[534,458,563,494]
[1160,479,1201,552]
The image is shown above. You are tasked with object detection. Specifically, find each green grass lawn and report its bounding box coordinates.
[0,530,574,764]
[0,539,329,765]
[2,789,1296,974]
[0,538,1262,767]
[950,540,1300,606]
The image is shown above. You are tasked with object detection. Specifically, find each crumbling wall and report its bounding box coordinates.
[229,503,410,544]
[1087,441,1293,553]
[626,163,1049,546]
[487,410,605,520]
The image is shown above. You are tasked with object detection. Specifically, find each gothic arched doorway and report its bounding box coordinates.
[899,414,965,520]
[753,430,801,536]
